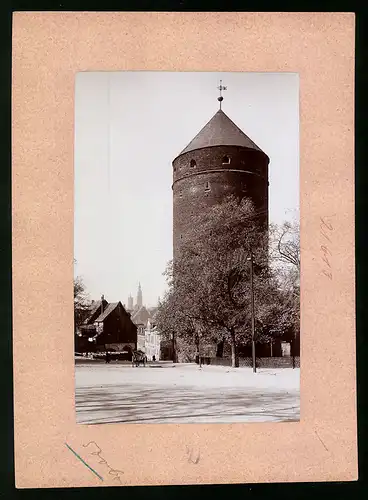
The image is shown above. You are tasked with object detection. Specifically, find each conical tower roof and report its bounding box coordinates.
[176,109,266,159]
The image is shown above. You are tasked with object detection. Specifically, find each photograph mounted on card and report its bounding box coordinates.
[74,71,300,426]
[12,12,356,488]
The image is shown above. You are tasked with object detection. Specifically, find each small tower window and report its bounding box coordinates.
[190,159,197,168]
[174,166,177,172]
[205,181,211,192]
[222,155,231,165]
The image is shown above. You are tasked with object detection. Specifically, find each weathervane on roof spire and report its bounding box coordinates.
[217,80,227,110]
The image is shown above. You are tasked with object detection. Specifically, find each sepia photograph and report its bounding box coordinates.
[74,71,300,425]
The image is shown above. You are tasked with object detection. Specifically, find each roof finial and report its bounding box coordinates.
[217,80,227,110]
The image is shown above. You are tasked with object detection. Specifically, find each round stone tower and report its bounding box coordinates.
[172,108,270,256]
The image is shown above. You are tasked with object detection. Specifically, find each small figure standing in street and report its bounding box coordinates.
[152,355,156,362]
[105,350,110,364]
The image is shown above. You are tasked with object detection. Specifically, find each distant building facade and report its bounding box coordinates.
[136,323,146,351]
[143,319,173,361]
[124,283,164,357]
[144,319,161,361]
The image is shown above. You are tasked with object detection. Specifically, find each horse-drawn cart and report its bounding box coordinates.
[132,350,147,367]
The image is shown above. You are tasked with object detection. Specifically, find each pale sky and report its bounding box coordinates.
[74,72,299,307]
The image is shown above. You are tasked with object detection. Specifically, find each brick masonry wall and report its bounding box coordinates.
[204,356,300,368]
[172,145,269,257]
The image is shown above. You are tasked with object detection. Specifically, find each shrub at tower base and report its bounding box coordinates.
[156,196,299,368]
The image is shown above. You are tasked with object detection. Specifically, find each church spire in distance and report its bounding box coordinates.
[136,282,143,308]
[217,80,227,110]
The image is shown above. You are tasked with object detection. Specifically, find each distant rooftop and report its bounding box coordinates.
[95,302,119,322]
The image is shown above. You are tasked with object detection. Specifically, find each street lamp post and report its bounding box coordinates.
[249,249,257,373]
[172,330,177,364]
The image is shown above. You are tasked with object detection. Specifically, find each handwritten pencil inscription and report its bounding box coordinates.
[82,441,124,484]
[186,446,200,464]
[320,216,334,280]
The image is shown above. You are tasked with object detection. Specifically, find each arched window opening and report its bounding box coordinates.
[190,159,197,168]
[222,155,231,165]
[174,166,177,172]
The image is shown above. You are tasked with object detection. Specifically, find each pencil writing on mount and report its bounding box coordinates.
[320,216,334,280]
[186,446,200,464]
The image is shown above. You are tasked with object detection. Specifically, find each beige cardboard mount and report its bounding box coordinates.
[12,12,356,488]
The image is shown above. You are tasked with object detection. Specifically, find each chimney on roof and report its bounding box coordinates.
[101,295,105,314]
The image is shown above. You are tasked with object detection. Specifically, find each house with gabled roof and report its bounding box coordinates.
[76,297,137,358]
[83,298,109,326]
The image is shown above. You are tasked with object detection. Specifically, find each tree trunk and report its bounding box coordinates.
[194,334,200,365]
[230,331,239,368]
[198,336,202,368]
[172,332,178,363]
[216,339,224,358]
